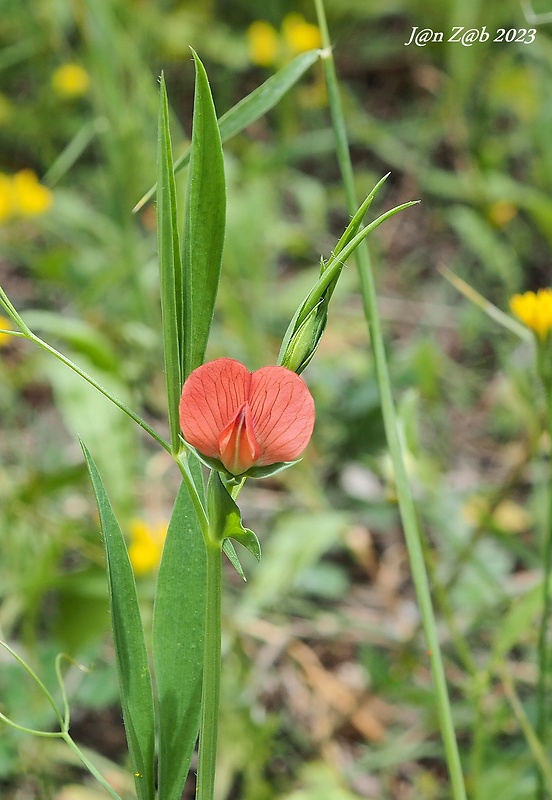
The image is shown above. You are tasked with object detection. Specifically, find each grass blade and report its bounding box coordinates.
[133,50,320,213]
[80,441,155,800]
[153,461,207,800]
[314,2,467,798]
[182,50,226,377]
[157,73,184,454]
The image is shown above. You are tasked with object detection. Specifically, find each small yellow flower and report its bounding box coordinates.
[248,20,280,67]
[128,519,168,575]
[282,13,322,55]
[510,288,552,341]
[11,170,53,217]
[51,63,90,98]
[0,315,12,347]
[247,14,321,67]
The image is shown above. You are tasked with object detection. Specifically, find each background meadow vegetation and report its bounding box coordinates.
[1,0,552,798]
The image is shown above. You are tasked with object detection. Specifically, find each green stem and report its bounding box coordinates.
[499,662,552,797]
[27,331,171,453]
[196,538,222,800]
[313,3,467,798]
[536,390,552,800]
[61,732,124,800]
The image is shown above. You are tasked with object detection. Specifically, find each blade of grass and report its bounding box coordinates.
[439,265,532,341]
[81,442,155,800]
[313,2,467,798]
[157,73,184,454]
[182,50,226,377]
[133,49,320,212]
[498,662,552,795]
[153,462,207,800]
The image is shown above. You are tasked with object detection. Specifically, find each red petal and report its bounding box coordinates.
[179,358,251,457]
[249,366,315,465]
[217,402,260,475]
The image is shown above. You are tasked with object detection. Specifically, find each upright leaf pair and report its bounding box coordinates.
[82,52,227,800]
[157,51,226,454]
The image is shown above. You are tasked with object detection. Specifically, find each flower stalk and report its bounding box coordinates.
[196,538,223,800]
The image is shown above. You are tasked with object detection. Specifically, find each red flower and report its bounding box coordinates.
[179,358,315,476]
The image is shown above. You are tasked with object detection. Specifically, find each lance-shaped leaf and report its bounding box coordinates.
[133,50,320,212]
[153,459,207,800]
[157,73,183,454]
[182,51,226,377]
[80,442,155,800]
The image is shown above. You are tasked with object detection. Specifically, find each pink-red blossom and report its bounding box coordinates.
[179,358,315,476]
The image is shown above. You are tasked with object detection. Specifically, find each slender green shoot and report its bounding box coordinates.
[536,390,552,800]
[0,291,171,453]
[195,538,223,800]
[313,2,467,798]
[498,662,552,797]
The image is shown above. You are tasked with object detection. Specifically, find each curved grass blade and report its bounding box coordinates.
[182,50,226,377]
[153,458,207,800]
[80,442,155,800]
[133,50,320,213]
[158,73,183,454]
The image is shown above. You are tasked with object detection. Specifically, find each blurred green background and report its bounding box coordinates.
[1,0,552,798]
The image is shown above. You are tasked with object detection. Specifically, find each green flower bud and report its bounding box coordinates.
[279,299,328,374]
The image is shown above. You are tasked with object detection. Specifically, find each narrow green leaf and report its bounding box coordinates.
[157,73,184,453]
[153,460,207,800]
[133,50,320,213]
[182,50,226,377]
[297,200,419,328]
[215,49,320,147]
[278,193,418,365]
[222,539,246,581]
[80,442,155,800]
[332,173,390,259]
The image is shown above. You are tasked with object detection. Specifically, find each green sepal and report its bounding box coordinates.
[183,441,300,480]
[207,471,261,561]
[244,460,301,479]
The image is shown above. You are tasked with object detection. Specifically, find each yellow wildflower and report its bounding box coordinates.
[51,63,90,98]
[248,20,280,67]
[11,170,53,217]
[0,315,12,347]
[510,288,552,341]
[282,13,322,55]
[248,14,321,67]
[128,519,167,575]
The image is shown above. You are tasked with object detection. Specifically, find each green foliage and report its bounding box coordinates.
[81,443,155,800]
[182,51,227,378]
[2,0,552,797]
[153,470,207,800]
